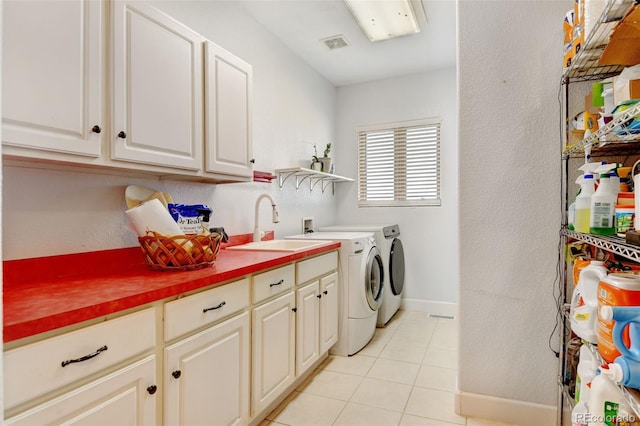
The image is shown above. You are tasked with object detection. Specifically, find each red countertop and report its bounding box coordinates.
[3,233,340,343]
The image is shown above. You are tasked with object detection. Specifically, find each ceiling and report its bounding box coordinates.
[239,0,457,87]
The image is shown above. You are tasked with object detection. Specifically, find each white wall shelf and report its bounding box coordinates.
[274,167,353,194]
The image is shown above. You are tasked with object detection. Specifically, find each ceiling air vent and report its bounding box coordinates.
[321,35,350,50]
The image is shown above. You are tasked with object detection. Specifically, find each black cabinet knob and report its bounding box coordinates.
[117,131,127,139]
[323,290,328,295]
[292,307,297,313]
[250,158,255,164]
[147,385,157,395]
[172,370,182,379]
[317,294,322,299]
[92,125,102,134]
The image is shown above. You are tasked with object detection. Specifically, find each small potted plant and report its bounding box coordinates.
[320,143,332,173]
[310,143,322,171]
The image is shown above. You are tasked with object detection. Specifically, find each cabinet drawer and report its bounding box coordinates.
[4,307,155,411]
[5,355,156,425]
[252,264,295,304]
[297,251,338,284]
[164,278,249,341]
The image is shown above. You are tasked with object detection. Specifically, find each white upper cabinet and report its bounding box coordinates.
[204,41,254,179]
[2,0,104,157]
[111,0,204,171]
[3,0,254,183]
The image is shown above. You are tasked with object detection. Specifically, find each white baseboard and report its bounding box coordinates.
[400,298,458,318]
[455,390,557,426]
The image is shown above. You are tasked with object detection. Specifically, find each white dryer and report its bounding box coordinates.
[320,225,405,326]
[285,232,383,356]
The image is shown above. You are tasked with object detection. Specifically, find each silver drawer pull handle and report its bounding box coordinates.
[203,301,226,313]
[61,345,108,367]
[270,279,284,288]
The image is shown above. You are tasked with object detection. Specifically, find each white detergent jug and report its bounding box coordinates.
[570,260,608,343]
[588,372,634,426]
[575,344,597,404]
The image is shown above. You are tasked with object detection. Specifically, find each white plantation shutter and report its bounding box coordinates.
[358,118,441,207]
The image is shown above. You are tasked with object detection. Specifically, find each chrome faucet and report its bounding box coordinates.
[254,194,279,242]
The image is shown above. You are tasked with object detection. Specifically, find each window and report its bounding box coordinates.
[357,118,441,207]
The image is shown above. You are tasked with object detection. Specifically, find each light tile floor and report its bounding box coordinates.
[261,310,520,426]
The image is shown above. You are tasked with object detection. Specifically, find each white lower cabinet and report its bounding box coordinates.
[251,290,296,416]
[295,271,339,377]
[3,308,157,424]
[3,252,339,425]
[296,281,320,375]
[296,252,339,374]
[164,311,250,426]
[5,355,157,426]
[320,272,339,354]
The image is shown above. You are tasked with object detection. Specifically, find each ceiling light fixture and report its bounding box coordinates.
[344,0,421,42]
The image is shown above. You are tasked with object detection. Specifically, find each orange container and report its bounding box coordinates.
[597,273,640,363]
[573,258,592,286]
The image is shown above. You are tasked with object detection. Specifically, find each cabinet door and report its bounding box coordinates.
[204,41,253,179]
[320,272,339,354]
[252,291,296,416]
[164,311,250,426]
[5,355,156,426]
[296,281,320,376]
[111,1,203,170]
[2,0,103,157]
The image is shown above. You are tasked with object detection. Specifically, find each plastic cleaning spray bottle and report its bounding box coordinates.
[571,161,602,232]
[595,163,622,198]
[570,260,609,342]
[591,172,618,235]
[600,305,640,389]
[575,174,596,233]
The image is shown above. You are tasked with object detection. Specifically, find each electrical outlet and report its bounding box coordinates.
[302,217,314,234]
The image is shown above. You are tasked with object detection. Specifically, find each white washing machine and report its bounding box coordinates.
[320,225,405,326]
[286,232,383,356]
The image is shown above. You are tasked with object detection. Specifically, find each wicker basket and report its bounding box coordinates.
[138,231,222,272]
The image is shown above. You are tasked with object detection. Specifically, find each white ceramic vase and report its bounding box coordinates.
[320,157,332,173]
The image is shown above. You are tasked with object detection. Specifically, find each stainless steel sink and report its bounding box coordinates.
[225,239,329,252]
